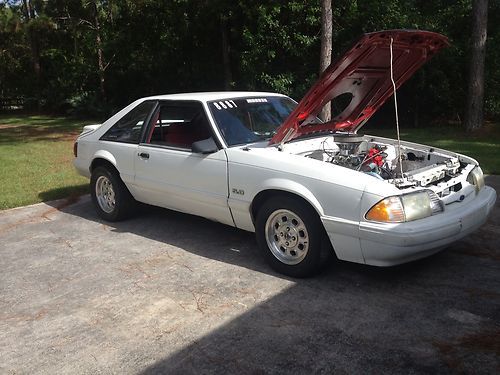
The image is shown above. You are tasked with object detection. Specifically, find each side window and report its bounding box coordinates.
[147,102,212,149]
[101,101,156,143]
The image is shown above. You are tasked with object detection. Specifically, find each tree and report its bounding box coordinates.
[90,0,106,101]
[0,1,499,121]
[464,0,488,131]
[220,13,232,90]
[21,0,41,108]
[319,0,332,122]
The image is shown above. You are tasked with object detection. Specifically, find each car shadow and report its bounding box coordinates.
[40,173,499,281]
[38,184,500,373]
[41,192,461,281]
[37,184,89,203]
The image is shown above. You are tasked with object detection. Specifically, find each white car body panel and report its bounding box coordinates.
[74,91,497,267]
[132,145,233,226]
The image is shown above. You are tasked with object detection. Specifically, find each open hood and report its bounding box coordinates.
[270,30,449,145]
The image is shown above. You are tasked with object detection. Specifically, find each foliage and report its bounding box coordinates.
[0,0,499,122]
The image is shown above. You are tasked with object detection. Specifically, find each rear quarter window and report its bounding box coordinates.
[101,101,156,143]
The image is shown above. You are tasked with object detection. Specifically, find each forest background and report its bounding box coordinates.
[0,0,498,127]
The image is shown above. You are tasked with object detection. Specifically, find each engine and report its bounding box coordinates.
[302,133,463,186]
[328,134,394,179]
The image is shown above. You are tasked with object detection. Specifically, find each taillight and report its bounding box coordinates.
[73,141,78,157]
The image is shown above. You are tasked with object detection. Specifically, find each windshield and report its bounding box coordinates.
[208,96,296,146]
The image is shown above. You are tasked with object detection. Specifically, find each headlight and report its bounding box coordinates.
[366,190,443,223]
[467,166,484,193]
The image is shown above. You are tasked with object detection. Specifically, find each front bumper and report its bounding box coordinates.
[321,186,496,266]
[358,186,496,266]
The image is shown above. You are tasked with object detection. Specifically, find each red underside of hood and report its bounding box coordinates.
[269,30,449,145]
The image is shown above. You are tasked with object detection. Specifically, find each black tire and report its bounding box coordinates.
[90,166,136,221]
[255,196,333,278]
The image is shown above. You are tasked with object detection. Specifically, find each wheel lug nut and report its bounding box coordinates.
[285,242,289,246]
[292,237,296,241]
[280,232,284,237]
[286,227,290,231]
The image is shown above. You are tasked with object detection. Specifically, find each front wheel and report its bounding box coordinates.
[90,166,136,221]
[256,196,332,278]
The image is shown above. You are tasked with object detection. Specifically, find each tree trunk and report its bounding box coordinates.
[221,15,232,90]
[464,0,488,131]
[22,0,41,109]
[92,1,106,101]
[319,0,332,122]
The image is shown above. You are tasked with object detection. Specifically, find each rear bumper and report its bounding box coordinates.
[73,158,91,178]
[322,186,496,266]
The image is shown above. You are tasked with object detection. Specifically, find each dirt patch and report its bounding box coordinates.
[452,235,500,261]
[52,151,76,168]
[40,194,82,221]
[465,288,500,300]
[0,308,49,322]
[0,124,80,142]
[471,122,500,139]
[0,124,22,129]
[0,195,82,234]
[452,247,500,261]
[434,327,500,372]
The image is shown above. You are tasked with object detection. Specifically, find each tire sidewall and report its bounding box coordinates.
[90,166,129,221]
[256,196,324,278]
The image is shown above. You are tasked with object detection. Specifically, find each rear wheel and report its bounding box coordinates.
[256,196,332,277]
[90,166,136,221]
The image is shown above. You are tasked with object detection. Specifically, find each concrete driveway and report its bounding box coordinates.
[1,177,499,374]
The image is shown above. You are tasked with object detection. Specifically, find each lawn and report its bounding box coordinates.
[0,114,97,210]
[0,114,498,210]
[365,122,500,175]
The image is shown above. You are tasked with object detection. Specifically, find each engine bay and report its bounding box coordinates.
[299,133,464,189]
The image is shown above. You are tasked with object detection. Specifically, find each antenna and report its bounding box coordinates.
[390,37,404,178]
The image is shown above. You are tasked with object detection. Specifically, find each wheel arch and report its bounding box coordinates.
[90,151,118,174]
[250,180,324,225]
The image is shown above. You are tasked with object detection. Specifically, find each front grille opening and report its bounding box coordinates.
[437,182,463,198]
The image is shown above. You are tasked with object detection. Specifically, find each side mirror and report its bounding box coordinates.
[192,137,218,154]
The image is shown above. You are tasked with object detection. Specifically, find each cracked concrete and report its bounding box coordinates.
[1,176,499,374]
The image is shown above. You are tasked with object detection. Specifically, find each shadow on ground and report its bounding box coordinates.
[38,184,89,204]
[32,176,500,373]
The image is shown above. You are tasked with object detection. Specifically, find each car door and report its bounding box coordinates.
[133,100,234,226]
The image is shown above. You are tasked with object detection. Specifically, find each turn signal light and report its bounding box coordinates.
[366,196,405,223]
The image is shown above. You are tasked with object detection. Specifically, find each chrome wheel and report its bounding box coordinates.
[265,209,309,265]
[95,175,115,214]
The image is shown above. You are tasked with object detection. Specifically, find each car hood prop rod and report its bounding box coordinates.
[390,37,404,178]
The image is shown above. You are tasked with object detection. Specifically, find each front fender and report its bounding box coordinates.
[258,178,325,216]
[228,177,324,232]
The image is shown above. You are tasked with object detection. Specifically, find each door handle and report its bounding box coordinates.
[138,152,150,159]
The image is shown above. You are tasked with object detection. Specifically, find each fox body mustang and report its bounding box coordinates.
[74,30,496,277]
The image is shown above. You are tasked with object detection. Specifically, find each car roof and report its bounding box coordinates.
[141,91,287,102]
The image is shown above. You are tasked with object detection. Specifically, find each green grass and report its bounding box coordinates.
[365,123,500,174]
[0,114,97,210]
[0,114,498,210]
